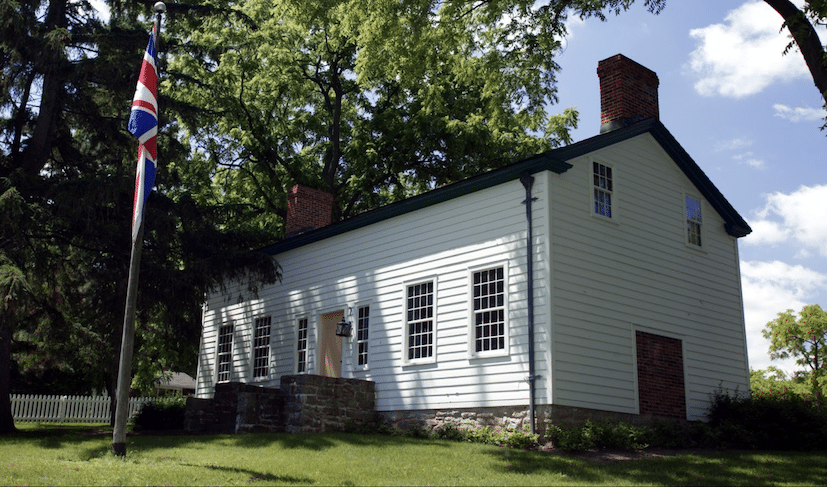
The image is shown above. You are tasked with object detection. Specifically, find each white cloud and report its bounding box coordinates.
[773,104,827,123]
[732,152,766,169]
[745,185,827,256]
[715,137,752,151]
[740,260,827,371]
[687,1,810,97]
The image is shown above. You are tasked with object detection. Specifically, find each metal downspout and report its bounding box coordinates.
[520,172,538,435]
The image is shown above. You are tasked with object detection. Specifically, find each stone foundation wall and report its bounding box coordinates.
[281,374,377,433]
[379,403,653,439]
[184,376,376,434]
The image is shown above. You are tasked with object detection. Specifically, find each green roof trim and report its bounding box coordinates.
[262,119,750,255]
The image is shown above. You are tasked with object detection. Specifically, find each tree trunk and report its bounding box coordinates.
[765,0,827,105]
[0,314,17,434]
[19,0,68,176]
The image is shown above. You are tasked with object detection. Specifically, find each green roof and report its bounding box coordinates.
[262,118,751,255]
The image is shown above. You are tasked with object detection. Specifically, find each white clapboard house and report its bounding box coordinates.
[194,54,752,428]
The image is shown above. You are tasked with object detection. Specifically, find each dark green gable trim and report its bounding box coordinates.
[262,118,750,255]
[261,153,572,255]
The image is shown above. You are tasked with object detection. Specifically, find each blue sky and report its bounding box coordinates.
[554,0,827,374]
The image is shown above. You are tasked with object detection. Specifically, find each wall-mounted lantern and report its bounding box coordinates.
[335,307,353,337]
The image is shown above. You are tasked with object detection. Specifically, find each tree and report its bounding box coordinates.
[162,0,584,230]
[765,0,827,129]
[763,304,827,406]
[0,0,279,433]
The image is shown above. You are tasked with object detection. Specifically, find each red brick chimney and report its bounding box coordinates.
[597,54,659,134]
[285,184,334,237]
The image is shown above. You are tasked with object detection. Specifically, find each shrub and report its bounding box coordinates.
[548,420,647,452]
[132,394,187,431]
[466,426,506,445]
[504,428,539,450]
[706,388,827,450]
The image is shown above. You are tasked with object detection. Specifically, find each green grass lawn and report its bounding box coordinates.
[1,423,825,486]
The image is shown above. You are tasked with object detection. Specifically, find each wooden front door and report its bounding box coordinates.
[320,310,344,378]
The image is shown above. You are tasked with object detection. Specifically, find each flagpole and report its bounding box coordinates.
[112,2,165,458]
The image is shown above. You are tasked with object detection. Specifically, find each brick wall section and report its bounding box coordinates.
[636,331,687,420]
[597,54,659,132]
[285,185,334,237]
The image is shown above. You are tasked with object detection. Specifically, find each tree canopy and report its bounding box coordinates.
[763,304,827,406]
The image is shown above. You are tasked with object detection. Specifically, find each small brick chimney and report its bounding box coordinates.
[285,184,334,237]
[597,54,659,134]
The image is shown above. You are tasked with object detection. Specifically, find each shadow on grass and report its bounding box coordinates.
[486,449,827,487]
[203,430,454,452]
[183,462,314,484]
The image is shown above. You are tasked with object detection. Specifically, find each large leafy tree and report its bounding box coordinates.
[163,0,587,230]
[0,0,279,433]
[763,304,827,406]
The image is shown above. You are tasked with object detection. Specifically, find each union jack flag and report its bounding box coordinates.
[128,26,158,242]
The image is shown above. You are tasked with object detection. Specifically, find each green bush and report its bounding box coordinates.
[467,426,506,445]
[133,394,187,431]
[548,420,647,452]
[706,388,827,450]
[504,428,539,450]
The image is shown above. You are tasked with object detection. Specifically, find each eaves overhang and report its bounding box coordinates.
[261,154,572,255]
[261,118,751,256]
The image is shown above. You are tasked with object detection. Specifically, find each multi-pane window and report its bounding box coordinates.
[357,306,369,366]
[407,281,434,361]
[473,267,506,353]
[686,195,703,247]
[216,324,233,383]
[593,162,613,218]
[252,316,271,378]
[297,318,308,373]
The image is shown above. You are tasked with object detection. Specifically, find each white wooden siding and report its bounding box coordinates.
[198,179,551,413]
[549,133,749,420]
[197,132,749,422]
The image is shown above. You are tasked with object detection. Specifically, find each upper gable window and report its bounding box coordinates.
[685,195,703,247]
[593,162,613,218]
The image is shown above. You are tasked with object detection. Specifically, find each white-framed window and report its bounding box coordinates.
[356,305,370,367]
[593,161,613,218]
[685,195,703,247]
[296,317,309,373]
[405,280,435,363]
[252,316,271,378]
[471,266,507,356]
[216,324,233,383]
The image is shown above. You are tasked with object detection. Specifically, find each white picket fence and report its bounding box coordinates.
[11,394,154,423]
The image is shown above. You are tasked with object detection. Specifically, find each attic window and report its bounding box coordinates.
[685,195,703,247]
[593,162,613,218]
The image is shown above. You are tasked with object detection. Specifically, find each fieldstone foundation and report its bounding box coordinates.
[379,403,654,439]
[184,375,376,434]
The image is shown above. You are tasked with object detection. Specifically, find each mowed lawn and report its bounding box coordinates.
[1,424,825,486]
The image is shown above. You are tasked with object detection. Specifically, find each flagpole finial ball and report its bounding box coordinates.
[154,2,166,13]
